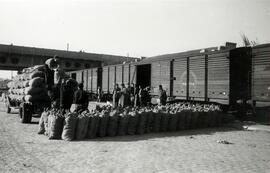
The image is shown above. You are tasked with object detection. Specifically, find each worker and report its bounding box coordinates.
[97,86,102,102]
[130,83,135,106]
[138,85,145,106]
[134,84,139,107]
[73,83,89,112]
[158,85,167,105]
[112,83,121,108]
[61,83,74,110]
[118,84,129,107]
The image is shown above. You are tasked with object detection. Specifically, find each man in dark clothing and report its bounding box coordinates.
[61,84,74,110]
[119,84,129,107]
[73,83,89,111]
[158,85,167,105]
[130,83,135,106]
[134,84,139,107]
[112,83,121,108]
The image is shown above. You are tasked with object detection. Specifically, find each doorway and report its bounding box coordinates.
[136,64,151,88]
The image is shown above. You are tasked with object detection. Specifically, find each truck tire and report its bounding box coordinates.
[6,106,11,113]
[20,103,32,123]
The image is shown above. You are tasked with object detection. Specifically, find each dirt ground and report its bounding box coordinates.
[1,106,270,173]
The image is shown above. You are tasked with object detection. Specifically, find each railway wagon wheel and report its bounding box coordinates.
[20,103,32,123]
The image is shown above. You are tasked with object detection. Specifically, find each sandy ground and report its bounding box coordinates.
[1,105,270,173]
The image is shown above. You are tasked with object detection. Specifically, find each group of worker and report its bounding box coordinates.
[44,56,89,112]
[112,83,167,108]
[44,56,167,112]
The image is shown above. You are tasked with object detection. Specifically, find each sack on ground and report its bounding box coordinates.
[145,111,154,133]
[48,110,64,139]
[127,111,138,135]
[37,110,49,134]
[117,111,129,136]
[152,111,162,132]
[98,111,109,137]
[75,112,90,140]
[62,112,78,141]
[136,111,147,134]
[86,113,100,139]
[160,112,169,132]
[168,111,178,131]
[107,109,119,137]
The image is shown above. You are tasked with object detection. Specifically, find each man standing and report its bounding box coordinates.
[73,83,89,111]
[158,85,167,105]
[118,84,129,107]
[112,83,120,108]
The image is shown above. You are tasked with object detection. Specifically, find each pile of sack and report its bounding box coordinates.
[38,102,224,141]
[7,65,50,104]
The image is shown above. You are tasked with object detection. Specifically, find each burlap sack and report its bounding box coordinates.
[62,112,78,141]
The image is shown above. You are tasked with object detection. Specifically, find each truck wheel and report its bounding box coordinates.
[6,106,11,113]
[20,103,32,123]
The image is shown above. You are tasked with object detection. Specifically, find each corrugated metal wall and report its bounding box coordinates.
[189,55,205,99]
[123,64,130,85]
[208,52,229,101]
[102,66,109,93]
[92,68,98,93]
[109,66,115,93]
[252,45,270,102]
[87,69,92,92]
[151,61,170,95]
[173,58,187,98]
[76,70,82,84]
[130,65,136,84]
[115,65,123,85]
[83,70,88,90]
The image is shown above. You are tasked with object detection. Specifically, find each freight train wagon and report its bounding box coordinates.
[68,44,270,114]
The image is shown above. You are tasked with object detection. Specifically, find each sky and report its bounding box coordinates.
[0,0,270,79]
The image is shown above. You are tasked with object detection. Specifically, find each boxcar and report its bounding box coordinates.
[68,43,270,116]
[251,44,270,105]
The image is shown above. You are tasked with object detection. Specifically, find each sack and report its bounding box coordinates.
[37,110,49,134]
[48,110,64,140]
[107,110,119,137]
[196,111,204,128]
[62,112,78,141]
[98,111,109,137]
[30,71,45,79]
[136,111,147,134]
[70,104,82,113]
[75,114,90,140]
[145,111,154,133]
[168,112,178,131]
[127,111,138,135]
[184,110,192,129]
[86,113,100,139]
[215,111,223,127]
[29,77,44,88]
[23,81,29,87]
[160,112,169,132]
[177,111,185,130]
[117,111,129,136]
[45,58,58,70]
[190,111,199,129]
[152,111,161,132]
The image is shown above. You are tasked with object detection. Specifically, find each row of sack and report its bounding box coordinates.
[38,103,224,141]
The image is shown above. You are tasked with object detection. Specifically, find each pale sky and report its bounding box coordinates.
[0,0,270,79]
